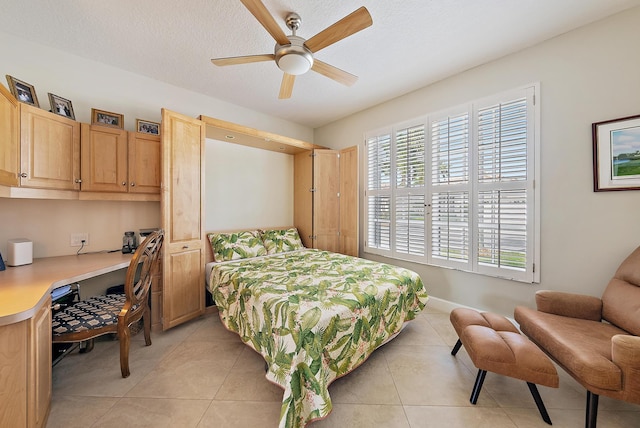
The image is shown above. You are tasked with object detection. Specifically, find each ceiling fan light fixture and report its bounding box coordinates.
[275,35,313,75]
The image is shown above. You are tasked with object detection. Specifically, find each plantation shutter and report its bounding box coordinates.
[428,113,470,267]
[475,95,532,277]
[395,125,425,257]
[365,133,392,253]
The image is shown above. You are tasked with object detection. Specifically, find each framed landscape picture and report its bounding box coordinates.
[92,108,124,129]
[136,119,160,135]
[48,93,75,120]
[592,114,640,191]
[6,75,39,107]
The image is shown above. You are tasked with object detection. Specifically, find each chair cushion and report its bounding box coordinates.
[52,294,126,335]
[602,246,640,335]
[515,305,626,391]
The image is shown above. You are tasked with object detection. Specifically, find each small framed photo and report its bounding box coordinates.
[91,108,124,129]
[6,75,39,107]
[48,93,75,120]
[593,114,640,192]
[136,119,160,135]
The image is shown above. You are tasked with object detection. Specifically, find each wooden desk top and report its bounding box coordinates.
[0,252,132,325]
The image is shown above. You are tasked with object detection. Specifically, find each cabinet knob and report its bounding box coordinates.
[19,173,27,178]
[130,182,136,187]
[182,245,189,249]
[75,178,82,183]
[122,181,127,186]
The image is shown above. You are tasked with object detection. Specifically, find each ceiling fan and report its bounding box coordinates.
[211,0,373,99]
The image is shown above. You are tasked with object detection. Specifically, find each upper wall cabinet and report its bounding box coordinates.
[128,131,161,194]
[20,103,80,190]
[0,84,19,187]
[80,124,160,195]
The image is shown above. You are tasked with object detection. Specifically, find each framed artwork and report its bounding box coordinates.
[48,93,75,120]
[136,119,160,135]
[592,114,640,191]
[6,75,39,107]
[91,108,124,129]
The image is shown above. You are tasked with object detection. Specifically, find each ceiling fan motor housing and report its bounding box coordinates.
[275,35,314,75]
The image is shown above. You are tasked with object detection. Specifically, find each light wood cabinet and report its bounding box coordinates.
[80,124,160,194]
[28,297,52,428]
[294,146,359,256]
[0,296,51,428]
[20,104,81,191]
[128,132,161,194]
[160,108,205,330]
[0,83,19,187]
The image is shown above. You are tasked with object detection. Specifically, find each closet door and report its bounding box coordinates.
[293,150,313,248]
[339,146,359,257]
[313,150,340,252]
[161,108,205,330]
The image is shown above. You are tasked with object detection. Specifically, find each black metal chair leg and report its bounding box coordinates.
[527,382,552,425]
[451,338,462,356]
[470,369,487,404]
[586,391,599,428]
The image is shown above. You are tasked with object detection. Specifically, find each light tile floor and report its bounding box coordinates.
[47,306,640,428]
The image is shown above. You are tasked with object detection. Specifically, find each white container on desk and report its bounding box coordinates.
[7,238,33,266]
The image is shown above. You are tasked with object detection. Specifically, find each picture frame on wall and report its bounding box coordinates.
[592,114,640,192]
[91,108,124,129]
[6,75,39,107]
[48,93,75,120]
[136,119,160,135]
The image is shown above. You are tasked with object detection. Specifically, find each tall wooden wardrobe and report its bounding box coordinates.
[160,108,206,330]
[294,146,359,257]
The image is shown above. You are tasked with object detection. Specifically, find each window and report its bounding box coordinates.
[365,85,539,282]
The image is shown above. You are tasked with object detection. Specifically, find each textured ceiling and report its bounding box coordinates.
[1,0,639,128]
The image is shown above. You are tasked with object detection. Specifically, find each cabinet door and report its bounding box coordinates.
[20,104,80,190]
[128,132,160,194]
[28,297,51,428]
[0,319,28,427]
[340,146,359,257]
[293,150,313,248]
[80,124,128,192]
[313,150,340,252]
[0,84,19,187]
[161,109,205,330]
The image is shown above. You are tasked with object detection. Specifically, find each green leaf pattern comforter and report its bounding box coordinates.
[208,249,429,428]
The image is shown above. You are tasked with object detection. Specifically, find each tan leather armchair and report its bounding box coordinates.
[515,245,640,428]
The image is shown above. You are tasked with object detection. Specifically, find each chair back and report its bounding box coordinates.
[121,230,163,321]
[602,245,640,335]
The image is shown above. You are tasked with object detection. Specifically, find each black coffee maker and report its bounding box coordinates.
[121,231,138,254]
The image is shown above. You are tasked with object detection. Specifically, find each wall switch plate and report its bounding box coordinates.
[70,232,89,247]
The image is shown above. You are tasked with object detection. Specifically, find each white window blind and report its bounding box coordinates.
[395,125,425,258]
[366,133,392,253]
[365,85,539,282]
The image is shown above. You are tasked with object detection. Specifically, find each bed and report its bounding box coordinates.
[206,228,429,428]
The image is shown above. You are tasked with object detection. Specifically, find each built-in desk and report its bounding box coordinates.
[0,252,132,326]
[0,252,132,428]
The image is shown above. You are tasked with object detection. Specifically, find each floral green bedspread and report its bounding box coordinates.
[208,249,428,428]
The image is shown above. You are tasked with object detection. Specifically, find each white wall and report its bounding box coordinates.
[0,32,309,259]
[314,7,640,316]
[205,139,293,231]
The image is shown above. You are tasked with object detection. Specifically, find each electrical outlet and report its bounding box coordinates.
[70,232,89,247]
